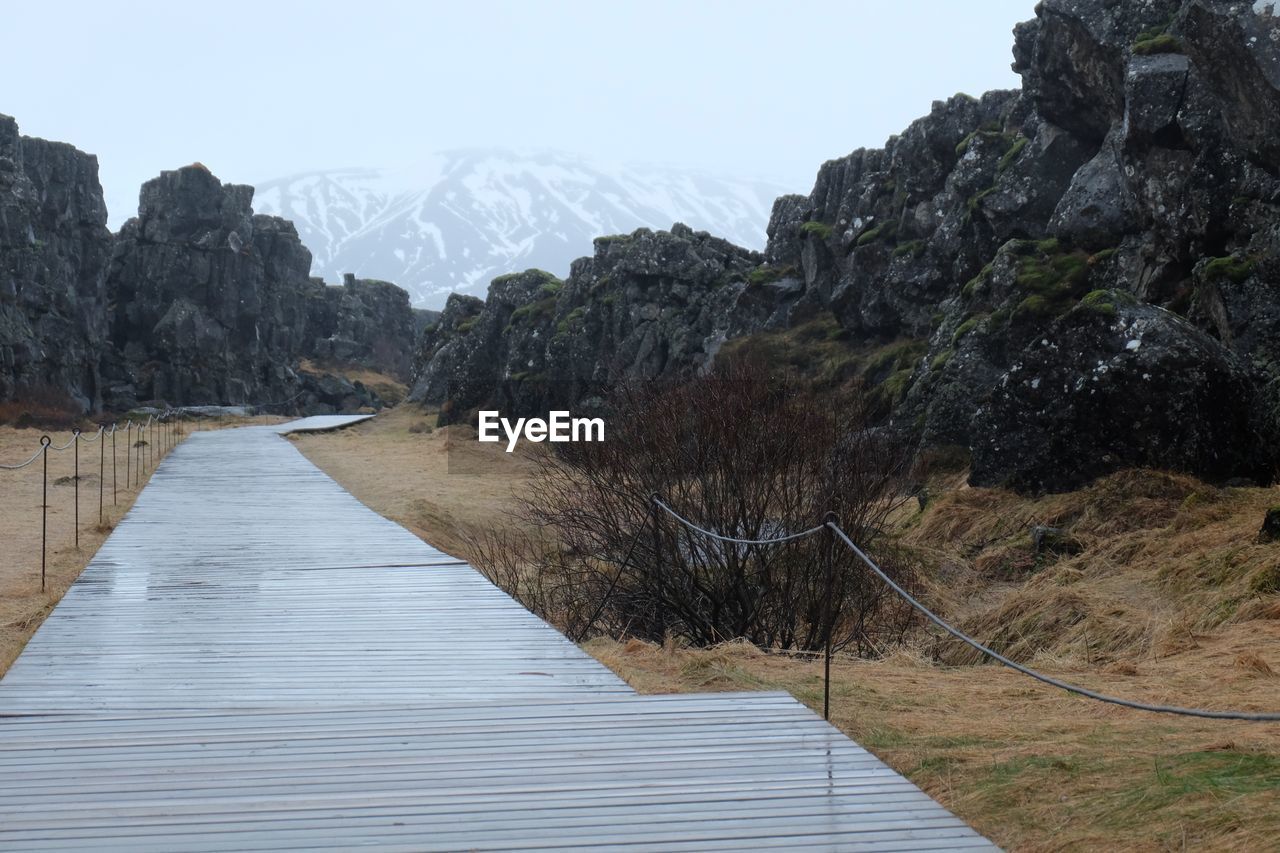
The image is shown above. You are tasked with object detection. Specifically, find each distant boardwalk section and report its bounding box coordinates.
[0,416,995,850]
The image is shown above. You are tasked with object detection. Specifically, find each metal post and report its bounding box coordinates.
[822,512,839,721]
[40,436,50,593]
[112,425,117,505]
[73,429,80,550]
[650,494,667,642]
[125,421,132,489]
[99,428,104,526]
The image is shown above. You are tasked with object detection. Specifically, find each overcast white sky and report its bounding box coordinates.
[4,1,1034,226]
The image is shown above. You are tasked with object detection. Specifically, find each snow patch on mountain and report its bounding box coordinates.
[254,149,789,307]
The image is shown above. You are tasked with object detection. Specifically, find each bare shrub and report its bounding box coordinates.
[513,362,922,655]
[0,385,84,430]
[460,527,601,640]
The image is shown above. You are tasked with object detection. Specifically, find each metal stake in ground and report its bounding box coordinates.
[73,429,80,550]
[99,428,105,526]
[650,494,668,640]
[125,422,131,490]
[40,436,50,592]
[823,511,839,721]
[112,425,117,504]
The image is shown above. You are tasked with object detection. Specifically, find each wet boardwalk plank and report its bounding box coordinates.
[0,416,995,850]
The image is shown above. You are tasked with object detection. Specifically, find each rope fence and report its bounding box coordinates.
[650,494,1280,723]
[0,409,187,592]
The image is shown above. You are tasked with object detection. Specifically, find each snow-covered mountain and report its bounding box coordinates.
[253,150,788,308]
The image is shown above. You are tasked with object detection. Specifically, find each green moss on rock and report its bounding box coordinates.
[1203,256,1256,285]
[748,265,797,287]
[509,296,556,325]
[800,221,833,240]
[1132,33,1183,56]
[997,136,1029,173]
[856,221,897,247]
[951,314,987,345]
[892,239,926,259]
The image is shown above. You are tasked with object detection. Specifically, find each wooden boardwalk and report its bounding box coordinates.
[0,417,995,851]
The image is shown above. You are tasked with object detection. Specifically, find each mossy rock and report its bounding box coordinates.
[954,126,1008,157]
[800,221,833,240]
[892,239,926,259]
[1132,33,1183,56]
[856,221,897,247]
[1203,256,1256,285]
[1012,294,1055,321]
[875,366,916,406]
[1078,288,1137,318]
[555,306,587,336]
[951,314,987,346]
[747,264,797,287]
[509,296,556,325]
[1012,246,1091,315]
[997,136,1029,173]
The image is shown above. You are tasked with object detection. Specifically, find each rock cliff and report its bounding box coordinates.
[410,225,769,420]
[0,116,112,411]
[0,126,419,416]
[411,0,1280,493]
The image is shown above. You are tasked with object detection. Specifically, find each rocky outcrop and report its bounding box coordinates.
[0,115,112,411]
[306,273,417,381]
[768,0,1280,491]
[103,165,317,408]
[411,0,1280,493]
[0,124,419,416]
[102,165,417,411]
[409,225,776,419]
[970,297,1266,492]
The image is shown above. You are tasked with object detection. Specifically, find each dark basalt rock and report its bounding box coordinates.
[408,0,1280,493]
[104,165,315,408]
[409,225,773,420]
[0,115,112,412]
[0,119,429,418]
[1259,508,1280,544]
[102,166,417,411]
[970,300,1267,493]
[308,274,417,381]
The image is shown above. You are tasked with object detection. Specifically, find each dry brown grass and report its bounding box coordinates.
[295,416,1280,852]
[905,471,1280,670]
[298,359,408,405]
[291,405,541,559]
[587,635,1280,852]
[0,414,288,677]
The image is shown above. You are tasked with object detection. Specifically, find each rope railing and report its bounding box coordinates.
[653,497,827,545]
[0,407,187,592]
[650,494,1280,723]
[0,445,47,470]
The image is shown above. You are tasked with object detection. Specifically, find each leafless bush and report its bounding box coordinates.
[509,362,922,655]
[461,526,601,640]
[0,385,84,429]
